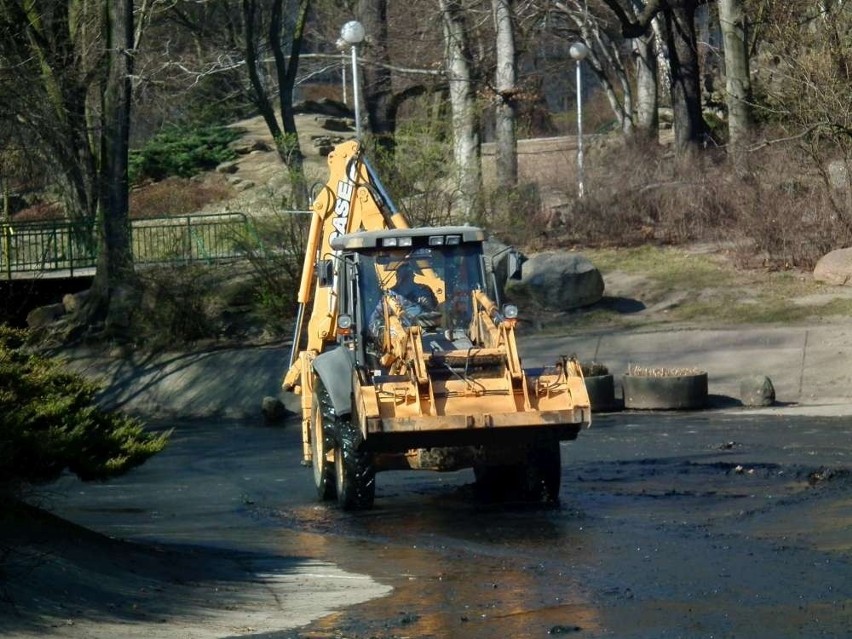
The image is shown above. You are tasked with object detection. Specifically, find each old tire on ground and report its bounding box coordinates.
[585,374,618,412]
[334,421,376,510]
[310,390,337,501]
[622,372,708,410]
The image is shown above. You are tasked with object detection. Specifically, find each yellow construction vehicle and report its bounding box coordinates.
[283,140,590,509]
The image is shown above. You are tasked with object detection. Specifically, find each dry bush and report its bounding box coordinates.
[548,139,737,248]
[135,265,221,346]
[728,141,852,269]
[481,182,555,249]
[237,213,309,333]
[11,200,64,222]
[536,135,851,270]
[129,177,234,219]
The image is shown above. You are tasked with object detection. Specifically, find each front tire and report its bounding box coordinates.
[310,390,336,501]
[334,422,376,510]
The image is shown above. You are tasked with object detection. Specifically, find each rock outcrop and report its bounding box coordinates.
[814,247,852,286]
[505,251,604,311]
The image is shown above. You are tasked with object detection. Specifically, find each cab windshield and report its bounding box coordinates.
[357,244,485,332]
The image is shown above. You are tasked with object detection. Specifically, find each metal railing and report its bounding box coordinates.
[131,212,256,265]
[1,219,97,278]
[1,212,274,279]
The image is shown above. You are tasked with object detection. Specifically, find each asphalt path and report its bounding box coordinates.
[7,321,851,637]
[37,407,852,639]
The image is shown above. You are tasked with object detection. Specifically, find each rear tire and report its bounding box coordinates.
[474,439,562,504]
[523,439,562,503]
[334,422,376,510]
[473,463,514,501]
[310,390,336,501]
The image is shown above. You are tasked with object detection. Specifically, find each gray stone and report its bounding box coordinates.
[813,247,852,286]
[261,396,287,424]
[315,116,354,132]
[294,98,353,118]
[231,139,271,155]
[311,135,343,157]
[740,375,775,407]
[828,160,850,191]
[216,161,239,174]
[26,303,66,329]
[505,251,604,311]
[63,289,90,314]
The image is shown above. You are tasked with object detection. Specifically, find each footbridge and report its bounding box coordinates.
[1,212,302,280]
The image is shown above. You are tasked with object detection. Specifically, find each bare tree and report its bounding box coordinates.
[243,0,310,206]
[0,1,105,225]
[356,0,397,153]
[492,0,518,186]
[601,0,707,154]
[91,0,138,332]
[547,1,658,139]
[0,1,168,329]
[439,0,482,220]
[155,1,310,206]
[719,0,752,171]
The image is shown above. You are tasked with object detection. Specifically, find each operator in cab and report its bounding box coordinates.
[391,261,437,313]
[369,259,439,338]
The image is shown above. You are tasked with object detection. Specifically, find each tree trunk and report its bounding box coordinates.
[492,0,517,187]
[242,0,309,208]
[719,0,752,172]
[663,5,705,153]
[358,0,396,155]
[439,0,481,221]
[91,0,138,334]
[602,0,704,153]
[633,34,659,138]
[270,0,309,206]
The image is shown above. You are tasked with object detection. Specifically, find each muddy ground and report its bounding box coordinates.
[2,408,850,639]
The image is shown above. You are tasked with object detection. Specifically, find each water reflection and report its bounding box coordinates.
[275,479,602,638]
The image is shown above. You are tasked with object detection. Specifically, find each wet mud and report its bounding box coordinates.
[275,413,852,638]
[44,412,852,638]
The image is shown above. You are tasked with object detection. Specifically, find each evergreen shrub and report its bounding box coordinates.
[0,327,169,493]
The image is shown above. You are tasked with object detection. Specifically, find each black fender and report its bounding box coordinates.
[312,347,355,418]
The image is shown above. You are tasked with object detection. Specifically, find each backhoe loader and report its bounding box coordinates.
[283,140,590,509]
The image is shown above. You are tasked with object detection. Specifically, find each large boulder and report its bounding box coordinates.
[293,98,353,118]
[814,247,852,286]
[26,303,66,329]
[505,251,604,311]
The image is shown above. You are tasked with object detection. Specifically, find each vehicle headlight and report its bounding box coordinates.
[502,304,519,319]
[337,314,353,335]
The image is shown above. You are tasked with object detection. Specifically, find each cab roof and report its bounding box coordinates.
[330,226,485,251]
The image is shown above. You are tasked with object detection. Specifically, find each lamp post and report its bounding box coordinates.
[338,20,366,139]
[569,41,589,198]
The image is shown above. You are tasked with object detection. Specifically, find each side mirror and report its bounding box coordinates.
[507,250,523,280]
[318,259,334,286]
